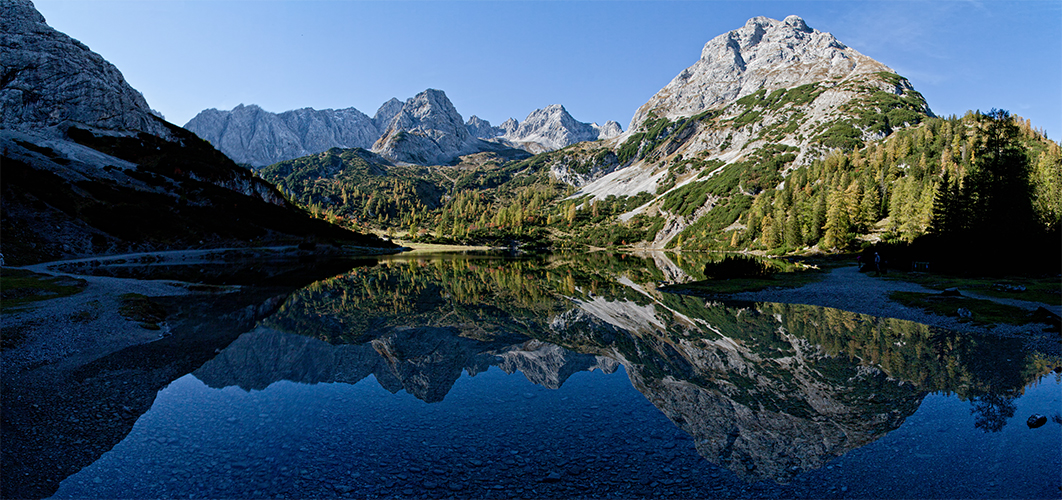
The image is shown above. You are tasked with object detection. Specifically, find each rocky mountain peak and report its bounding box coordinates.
[372,98,403,131]
[184,103,379,166]
[628,15,889,132]
[372,88,480,165]
[465,115,501,139]
[499,118,519,135]
[0,0,171,138]
[501,104,622,153]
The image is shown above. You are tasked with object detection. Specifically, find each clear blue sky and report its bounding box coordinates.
[32,0,1062,139]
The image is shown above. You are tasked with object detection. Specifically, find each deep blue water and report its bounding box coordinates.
[27,252,1062,498]
[52,365,1061,499]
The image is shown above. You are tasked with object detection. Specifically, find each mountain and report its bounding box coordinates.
[496,104,623,153]
[372,88,494,165]
[465,115,501,139]
[185,96,622,166]
[183,104,379,167]
[0,0,396,265]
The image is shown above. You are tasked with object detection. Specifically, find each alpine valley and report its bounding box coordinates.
[0,0,398,266]
[183,15,1060,272]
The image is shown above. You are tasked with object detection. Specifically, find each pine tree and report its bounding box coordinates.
[823,188,850,249]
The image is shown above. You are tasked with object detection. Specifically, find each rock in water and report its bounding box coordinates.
[1026,414,1047,428]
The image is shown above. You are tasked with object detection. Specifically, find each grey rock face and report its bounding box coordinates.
[499,117,519,136]
[372,88,482,165]
[465,115,501,139]
[500,104,623,152]
[594,120,623,140]
[0,0,170,138]
[629,15,891,132]
[184,104,379,167]
[372,98,403,132]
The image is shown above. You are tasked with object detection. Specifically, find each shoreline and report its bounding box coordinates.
[679,265,1060,356]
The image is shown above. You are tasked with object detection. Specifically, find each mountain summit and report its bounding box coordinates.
[499,104,623,153]
[185,95,622,166]
[628,15,898,133]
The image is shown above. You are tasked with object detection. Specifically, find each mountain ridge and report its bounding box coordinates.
[184,96,623,166]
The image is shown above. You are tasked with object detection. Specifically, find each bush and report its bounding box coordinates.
[702,255,777,279]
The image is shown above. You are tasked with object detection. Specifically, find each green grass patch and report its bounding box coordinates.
[1,268,87,311]
[118,293,167,329]
[884,272,1062,307]
[888,291,1039,326]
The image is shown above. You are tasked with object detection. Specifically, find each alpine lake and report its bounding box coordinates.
[6,250,1060,499]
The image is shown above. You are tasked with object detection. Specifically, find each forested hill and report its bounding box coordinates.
[247,15,1060,271]
[253,111,1059,256]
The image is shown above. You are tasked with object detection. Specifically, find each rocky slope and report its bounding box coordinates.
[0,0,169,138]
[520,15,933,248]
[496,104,623,153]
[0,0,396,264]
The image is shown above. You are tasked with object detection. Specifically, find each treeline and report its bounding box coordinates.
[704,110,1061,259]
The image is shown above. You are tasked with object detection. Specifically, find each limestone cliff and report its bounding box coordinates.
[0,0,170,138]
[184,104,379,167]
[498,104,623,153]
[372,89,486,165]
[0,0,395,264]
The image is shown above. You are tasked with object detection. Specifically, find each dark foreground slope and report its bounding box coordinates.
[0,0,396,265]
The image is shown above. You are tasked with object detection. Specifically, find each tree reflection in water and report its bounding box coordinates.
[199,251,1055,482]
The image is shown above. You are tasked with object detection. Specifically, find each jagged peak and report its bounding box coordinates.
[629,15,893,133]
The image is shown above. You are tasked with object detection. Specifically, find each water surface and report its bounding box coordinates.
[23,252,1062,498]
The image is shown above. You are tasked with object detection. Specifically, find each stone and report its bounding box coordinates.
[1026,414,1047,429]
[542,472,562,483]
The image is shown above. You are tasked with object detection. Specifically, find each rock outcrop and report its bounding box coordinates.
[627,15,894,132]
[184,104,379,167]
[0,0,170,138]
[465,115,501,139]
[498,104,623,153]
[372,97,404,133]
[371,89,486,165]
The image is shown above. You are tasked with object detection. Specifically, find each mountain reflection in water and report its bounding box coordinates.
[186,252,1054,484]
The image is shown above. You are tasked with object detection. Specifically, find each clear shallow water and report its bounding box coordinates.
[27,253,1062,498]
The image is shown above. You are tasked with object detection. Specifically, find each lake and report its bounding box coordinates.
[7,251,1061,498]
